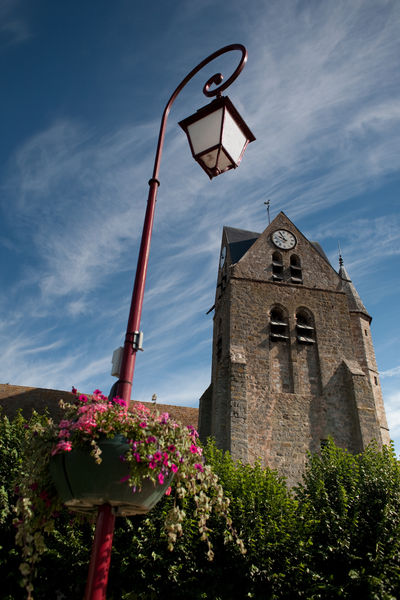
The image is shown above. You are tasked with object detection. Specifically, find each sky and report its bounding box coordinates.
[1,0,399,450]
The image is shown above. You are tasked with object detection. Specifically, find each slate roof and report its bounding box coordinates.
[223,226,260,263]
[339,264,370,317]
[309,240,330,264]
[0,384,199,429]
[223,225,332,266]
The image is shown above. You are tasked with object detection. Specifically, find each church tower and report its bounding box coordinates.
[199,212,390,486]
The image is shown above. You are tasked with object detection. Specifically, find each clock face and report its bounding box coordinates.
[271,229,297,250]
[219,246,226,268]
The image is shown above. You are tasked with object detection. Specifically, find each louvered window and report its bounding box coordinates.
[296,311,315,344]
[272,251,284,281]
[270,308,289,341]
[290,255,303,284]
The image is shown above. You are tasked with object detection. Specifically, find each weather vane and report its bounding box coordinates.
[264,199,271,225]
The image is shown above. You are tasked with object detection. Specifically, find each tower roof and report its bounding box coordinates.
[339,262,371,318]
[223,221,332,266]
[223,226,260,264]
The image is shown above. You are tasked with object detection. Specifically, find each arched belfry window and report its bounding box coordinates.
[295,307,321,395]
[270,307,289,341]
[296,309,315,344]
[290,254,303,284]
[272,251,284,281]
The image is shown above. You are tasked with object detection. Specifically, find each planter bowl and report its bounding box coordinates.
[50,436,171,516]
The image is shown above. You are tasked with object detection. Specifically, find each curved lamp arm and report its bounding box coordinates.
[152,43,247,181]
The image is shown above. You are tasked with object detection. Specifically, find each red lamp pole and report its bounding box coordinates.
[84,44,248,600]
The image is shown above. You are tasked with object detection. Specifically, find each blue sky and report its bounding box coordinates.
[1,1,400,450]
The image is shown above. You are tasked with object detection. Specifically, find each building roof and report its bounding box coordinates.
[338,263,370,318]
[223,226,260,263]
[0,384,199,429]
[223,224,332,266]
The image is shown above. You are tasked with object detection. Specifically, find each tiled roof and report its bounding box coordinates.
[0,384,199,429]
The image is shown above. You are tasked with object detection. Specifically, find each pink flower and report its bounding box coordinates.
[51,440,72,455]
[158,473,164,485]
[154,452,162,462]
[194,463,204,472]
[79,394,88,403]
[93,389,102,395]
[134,402,150,415]
[58,429,70,438]
[167,444,176,452]
[146,436,157,444]
[134,453,141,462]
[171,464,178,473]
[139,422,147,428]
[187,425,199,438]
[119,475,130,483]
[190,444,198,454]
[165,486,172,496]
[71,386,77,395]
[149,461,156,470]
[113,397,127,407]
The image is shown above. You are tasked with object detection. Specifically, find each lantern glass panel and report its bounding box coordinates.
[186,108,223,155]
[221,109,248,164]
[199,148,233,173]
[216,149,233,172]
[200,148,218,169]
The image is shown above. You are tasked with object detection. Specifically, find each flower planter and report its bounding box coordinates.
[50,435,171,516]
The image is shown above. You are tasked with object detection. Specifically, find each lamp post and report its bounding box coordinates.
[84,43,254,600]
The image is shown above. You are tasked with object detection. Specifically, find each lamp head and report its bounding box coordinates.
[179,96,255,179]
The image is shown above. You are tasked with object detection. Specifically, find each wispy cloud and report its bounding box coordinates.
[381,366,400,378]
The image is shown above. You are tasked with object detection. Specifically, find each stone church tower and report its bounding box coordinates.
[199,212,390,486]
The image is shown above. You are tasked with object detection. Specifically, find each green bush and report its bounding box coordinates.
[295,439,400,599]
[2,410,400,600]
[0,411,26,599]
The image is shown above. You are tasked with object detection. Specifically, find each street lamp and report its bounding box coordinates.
[179,95,255,179]
[84,43,254,600]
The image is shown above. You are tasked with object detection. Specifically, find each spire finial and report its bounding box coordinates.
[338,241,343,267]
[264,199,271,225]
